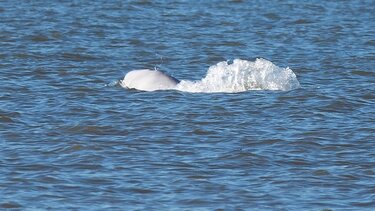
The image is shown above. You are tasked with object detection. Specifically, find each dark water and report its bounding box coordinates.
[1,0,374,210]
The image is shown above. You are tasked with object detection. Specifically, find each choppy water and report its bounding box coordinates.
[1,0,374,210]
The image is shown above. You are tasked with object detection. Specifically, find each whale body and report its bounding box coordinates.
[121,69,180,91]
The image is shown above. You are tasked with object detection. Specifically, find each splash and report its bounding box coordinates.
[175,58,300,93]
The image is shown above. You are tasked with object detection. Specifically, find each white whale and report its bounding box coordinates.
[121,69,180,91]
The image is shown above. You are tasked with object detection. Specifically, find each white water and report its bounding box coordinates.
[176,58,300,93]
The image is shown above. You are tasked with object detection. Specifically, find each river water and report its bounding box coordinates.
[1,0,374,210]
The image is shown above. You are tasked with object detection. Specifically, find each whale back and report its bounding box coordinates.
[122,69,179,91]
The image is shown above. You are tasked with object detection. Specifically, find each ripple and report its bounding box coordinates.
[263,12,281,21]
[364,39,375,46]
[351,70,375,77]
[61,53,99,62]
[312,169,330,176]
[1,202,22,209]
[127,187,156,194]
[0,114,14,123]
[28,34,50,42]
[192,129,216,135]
[0,111,20,123]
[293,19,315,24]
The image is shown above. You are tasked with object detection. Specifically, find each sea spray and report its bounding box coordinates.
[175,58,300,93]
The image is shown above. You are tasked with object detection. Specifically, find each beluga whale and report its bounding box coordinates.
[121,69,180,91]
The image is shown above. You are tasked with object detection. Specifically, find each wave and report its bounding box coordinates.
[175,58,300,93]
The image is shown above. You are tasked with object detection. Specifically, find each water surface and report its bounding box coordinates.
[1,0,374,210]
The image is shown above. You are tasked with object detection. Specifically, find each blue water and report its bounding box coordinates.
[1,0,374,210]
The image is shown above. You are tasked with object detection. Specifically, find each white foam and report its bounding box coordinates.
[175,58,300,93]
